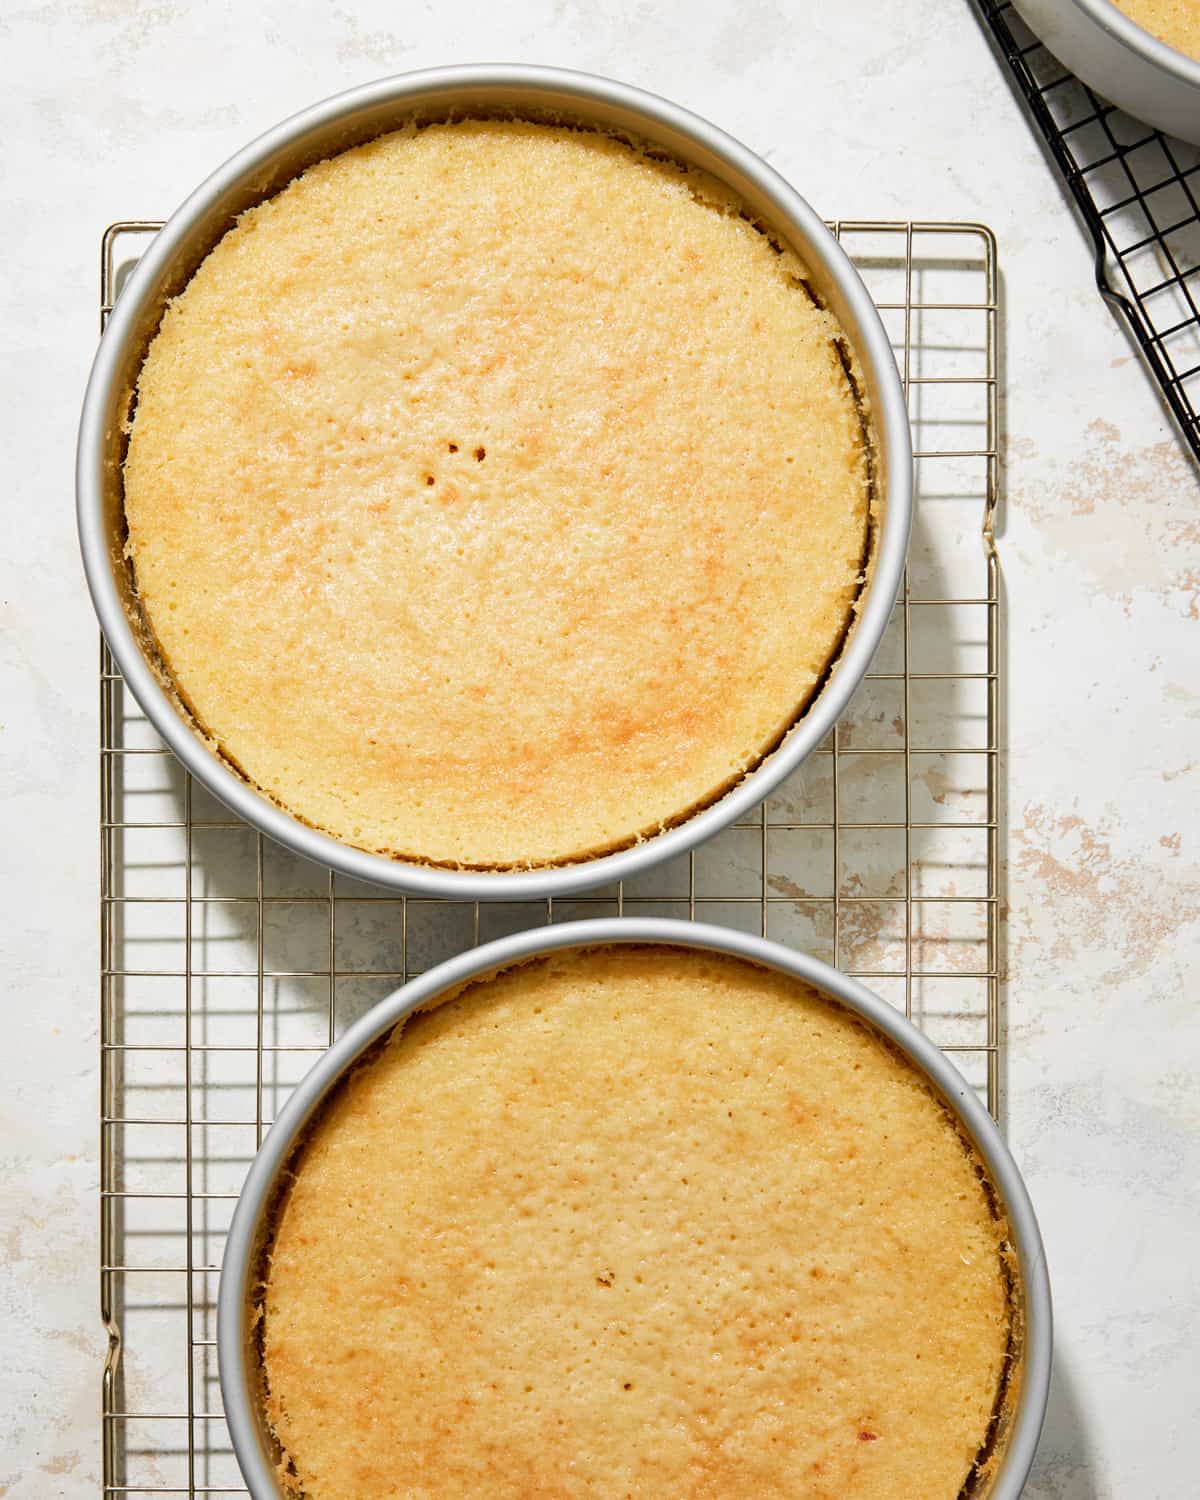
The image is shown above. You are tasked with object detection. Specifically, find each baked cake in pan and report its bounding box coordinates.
[1111,0,1200,60]
[260,947,1016,1499]
[123,120,872,869]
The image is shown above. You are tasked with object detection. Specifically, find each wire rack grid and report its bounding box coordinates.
[976,0,1200,465]
[99,218,1002,1496]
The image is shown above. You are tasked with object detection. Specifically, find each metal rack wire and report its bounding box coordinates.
[976,0,1200,465]
[99,218,1002,1496]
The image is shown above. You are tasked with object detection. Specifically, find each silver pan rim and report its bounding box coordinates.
[77,65,913,898]
[216,915,1050,1500]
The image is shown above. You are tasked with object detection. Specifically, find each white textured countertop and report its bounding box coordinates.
[3,1,1198,1495]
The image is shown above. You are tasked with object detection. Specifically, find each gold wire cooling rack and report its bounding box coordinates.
[99,219,1001,1496]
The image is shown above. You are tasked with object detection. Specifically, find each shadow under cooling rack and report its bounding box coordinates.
[99,218,1004,1499]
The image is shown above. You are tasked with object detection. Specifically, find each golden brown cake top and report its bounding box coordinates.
[1111,0,1200,59]
[123,119,871,869]
[262,946,1015,1499]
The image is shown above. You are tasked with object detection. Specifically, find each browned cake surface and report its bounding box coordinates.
[262,947,1014,1499]
[1112,0,1200,57]
[123,120,871,869]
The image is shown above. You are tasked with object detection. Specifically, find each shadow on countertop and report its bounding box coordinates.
[1024,1349,1102,1500]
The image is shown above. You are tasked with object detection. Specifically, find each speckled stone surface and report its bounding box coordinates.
[1,2,1198,1496]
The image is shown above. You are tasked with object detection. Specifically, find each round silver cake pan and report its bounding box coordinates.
[218,917,1051,1500]
[78,65,912,900]
[1013,0,1200,143]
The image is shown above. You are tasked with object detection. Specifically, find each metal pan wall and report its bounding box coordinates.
[77,65,912,900]
[1013,0,1200,143]
[217,917,1051,1500]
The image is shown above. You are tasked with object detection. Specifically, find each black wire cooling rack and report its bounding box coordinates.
[975,0,1200,465]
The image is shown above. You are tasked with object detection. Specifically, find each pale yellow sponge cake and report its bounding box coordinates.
[261,947,1016,1499]
[123,120,871,869]
[1111,0,1200,60]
